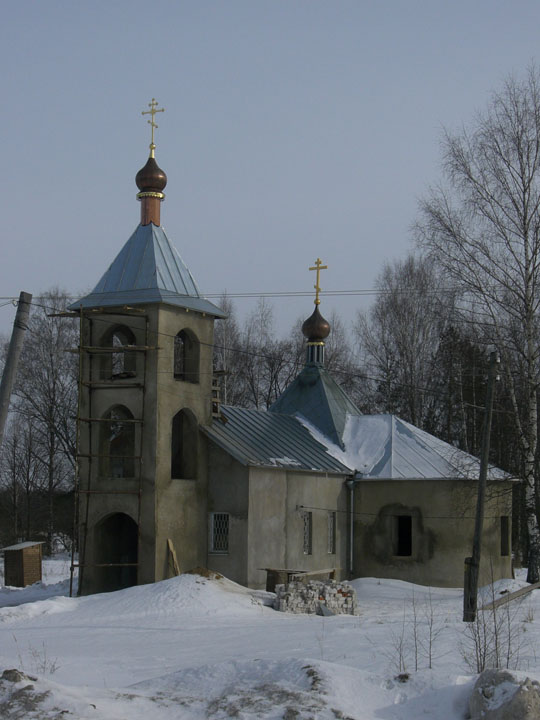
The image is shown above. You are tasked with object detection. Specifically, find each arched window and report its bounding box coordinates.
[174,329,199,383]
[100,326,137,379]
[171,408,198,479]
[100,405,135,478]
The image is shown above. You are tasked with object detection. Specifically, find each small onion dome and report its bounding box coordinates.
[302,305,331,342]
[136,156,167,193]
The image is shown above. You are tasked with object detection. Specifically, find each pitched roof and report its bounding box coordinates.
[269,362,360,448]
[69,223,226,317]
[301,413,509,481]
[202,405,351,474]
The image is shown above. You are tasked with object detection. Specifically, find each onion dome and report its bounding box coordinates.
[136,156,167,194]
[302,305,331,343]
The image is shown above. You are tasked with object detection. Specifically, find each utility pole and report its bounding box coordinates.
[0,291,32,450]
[463,350,500,622]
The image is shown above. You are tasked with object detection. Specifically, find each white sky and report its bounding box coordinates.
[1,1,540,337]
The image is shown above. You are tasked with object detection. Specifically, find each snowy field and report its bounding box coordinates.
[0,558,539,719]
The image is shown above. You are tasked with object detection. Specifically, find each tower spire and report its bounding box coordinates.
[136,98,167,226]
[302,258,330,365]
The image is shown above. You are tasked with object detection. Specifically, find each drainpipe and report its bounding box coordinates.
[345,474,359,578]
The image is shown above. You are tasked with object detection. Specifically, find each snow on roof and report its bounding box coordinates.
[298,413,509,481]
[1,541,44,552]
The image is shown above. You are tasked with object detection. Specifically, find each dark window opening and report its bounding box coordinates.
[171,409,198,479]
[210,513,229,553]
[99,405,135,478]
[394,515,412,556]
[100,326,137,380]
[501,516,510,557]
[174,330,200,383]
[303,511,313,555]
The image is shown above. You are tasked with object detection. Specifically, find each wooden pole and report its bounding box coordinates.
[463,350,500,622]
[0,292,32,450]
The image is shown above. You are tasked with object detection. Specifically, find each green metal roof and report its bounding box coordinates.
[202,406,351,474]
[69,223,226,317]
[269,362,360,448]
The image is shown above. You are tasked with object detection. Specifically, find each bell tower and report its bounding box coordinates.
[70,100,226,595]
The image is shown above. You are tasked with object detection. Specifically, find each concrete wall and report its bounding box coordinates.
[206,443,249,583]
[353,478,513,587]
[247,468,348,589]
[206,453,348,590]
[153,304,215,580]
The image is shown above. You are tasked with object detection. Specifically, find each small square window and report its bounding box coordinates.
[209,512,229,553]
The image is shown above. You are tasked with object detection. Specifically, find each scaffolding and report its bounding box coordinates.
[69,307,154,597]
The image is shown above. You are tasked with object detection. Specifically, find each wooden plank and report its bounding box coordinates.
[167,539,180,577]
[482,580,540,610]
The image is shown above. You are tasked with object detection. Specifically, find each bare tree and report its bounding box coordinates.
[355,254,447,426]
[11,289,78,553]
[416,66,540,581]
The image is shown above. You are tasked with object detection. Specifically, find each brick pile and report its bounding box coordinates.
[273,579,358,615]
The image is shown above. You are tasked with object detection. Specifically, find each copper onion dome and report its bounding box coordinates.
[136,156,167,193]
[302,305,331,342]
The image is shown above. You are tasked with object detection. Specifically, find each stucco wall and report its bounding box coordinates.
[153,304,215,579]
[353,478,513,587]
[247,467,348,589]
[206,443,249,584]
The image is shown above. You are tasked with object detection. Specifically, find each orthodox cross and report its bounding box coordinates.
[309,257,328,305]
[142,98,165,156]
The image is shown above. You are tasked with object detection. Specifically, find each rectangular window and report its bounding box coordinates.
[327,511,336,554]
[393,515,412,556]
[209,512,229,554]
[303,511,312,555]
[500,516,510,557]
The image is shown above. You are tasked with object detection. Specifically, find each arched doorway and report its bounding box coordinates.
[94,513,138,592]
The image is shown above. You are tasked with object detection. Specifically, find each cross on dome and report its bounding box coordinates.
[309,257,328,306]
[142,98,165,158]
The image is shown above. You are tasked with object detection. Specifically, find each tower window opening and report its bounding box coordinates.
[100,326,137,379]
[171,409,198,479]
[100,405,135,478]
[174,329,200,383]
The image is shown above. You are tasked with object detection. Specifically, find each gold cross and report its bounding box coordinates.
[309,257,328,305]
[142,98,165,157]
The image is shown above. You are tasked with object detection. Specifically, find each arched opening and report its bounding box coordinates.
[99,405,135,478]
[100,325,137,379]
[174,329,200,383]
[171,408,198,479]
[95,513,138,592]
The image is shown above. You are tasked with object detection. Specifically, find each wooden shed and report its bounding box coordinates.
[2,542,43,587]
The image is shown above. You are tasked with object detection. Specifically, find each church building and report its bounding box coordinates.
[70,102,514,595]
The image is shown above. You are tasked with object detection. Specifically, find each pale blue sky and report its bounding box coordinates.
[1,1,540,336]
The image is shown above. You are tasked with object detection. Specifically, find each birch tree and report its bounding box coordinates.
[416,66,540,581]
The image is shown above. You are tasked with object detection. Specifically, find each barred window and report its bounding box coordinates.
[303,511,312,555]
[327,511,336,554]
[209,513,229,553]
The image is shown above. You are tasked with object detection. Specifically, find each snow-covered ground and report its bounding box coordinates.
[0,558,539,718]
